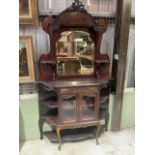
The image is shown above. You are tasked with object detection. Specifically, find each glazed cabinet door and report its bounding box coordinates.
[80,91,99,122]
[60,93,78,123]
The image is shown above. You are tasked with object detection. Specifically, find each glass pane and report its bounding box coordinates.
[62,95,77,122]
[56,31,94,76]
[82,95,95,120]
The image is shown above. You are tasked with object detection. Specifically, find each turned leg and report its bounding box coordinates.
[39,118,45,140]
[56,127,62,150]
[95,124,100,145]
[105,112,109,131]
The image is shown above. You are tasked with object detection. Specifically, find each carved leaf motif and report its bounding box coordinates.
[42,17,52,33]
[66,0,86,12]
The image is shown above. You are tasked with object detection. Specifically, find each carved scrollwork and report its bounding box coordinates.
[66,0,86,12]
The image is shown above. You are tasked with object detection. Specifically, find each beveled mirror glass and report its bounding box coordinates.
[56,31,94,76]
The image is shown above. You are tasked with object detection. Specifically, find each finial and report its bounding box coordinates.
[66,0,86,12]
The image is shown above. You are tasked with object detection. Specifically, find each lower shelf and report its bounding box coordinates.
[44,126,97,143]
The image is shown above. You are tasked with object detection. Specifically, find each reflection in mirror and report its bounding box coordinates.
[56,31,94,76]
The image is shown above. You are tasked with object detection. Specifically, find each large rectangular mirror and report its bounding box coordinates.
[56,31,95,76]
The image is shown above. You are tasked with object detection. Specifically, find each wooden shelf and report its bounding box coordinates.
[80,55,93,61]
[41,101,58,108]
[95,60,109,63]
[100,96,109,104]
[38,79,109,89]
[44,126,97,143]
[39,96,57,102]
[42,115,58,126]
[57,57,79,61]
[40,61,56,64]
[99,102,109,110]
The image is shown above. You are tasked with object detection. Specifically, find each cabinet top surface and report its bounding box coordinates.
[38,78,109,88]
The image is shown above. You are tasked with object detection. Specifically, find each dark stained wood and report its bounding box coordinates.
[41,101,58,108]
[42,115,58,126]
[39,0,108,81]
[38,78,109,89]
[38,0,110,150]
[44,127,97,143]
[39,53,56,81]
[38,79,109,149]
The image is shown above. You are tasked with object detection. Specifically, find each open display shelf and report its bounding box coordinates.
[41,101,58,108]
[44,126,97,143]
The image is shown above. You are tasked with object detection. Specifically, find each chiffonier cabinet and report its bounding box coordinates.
[38,0,110,150]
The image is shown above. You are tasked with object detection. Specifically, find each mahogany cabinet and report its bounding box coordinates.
[38,79,109,150]
[38,0,110,150]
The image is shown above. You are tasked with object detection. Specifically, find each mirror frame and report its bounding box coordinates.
[39,1,109,81]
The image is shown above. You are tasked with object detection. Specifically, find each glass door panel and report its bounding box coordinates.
[61,94,77,122]
[81,94,96,120]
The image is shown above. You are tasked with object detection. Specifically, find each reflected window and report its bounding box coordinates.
[56,31,94,76]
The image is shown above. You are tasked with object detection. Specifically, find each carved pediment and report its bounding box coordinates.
[42,0,107,33]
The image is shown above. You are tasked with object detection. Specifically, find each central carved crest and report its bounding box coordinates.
[66,0,86,12]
